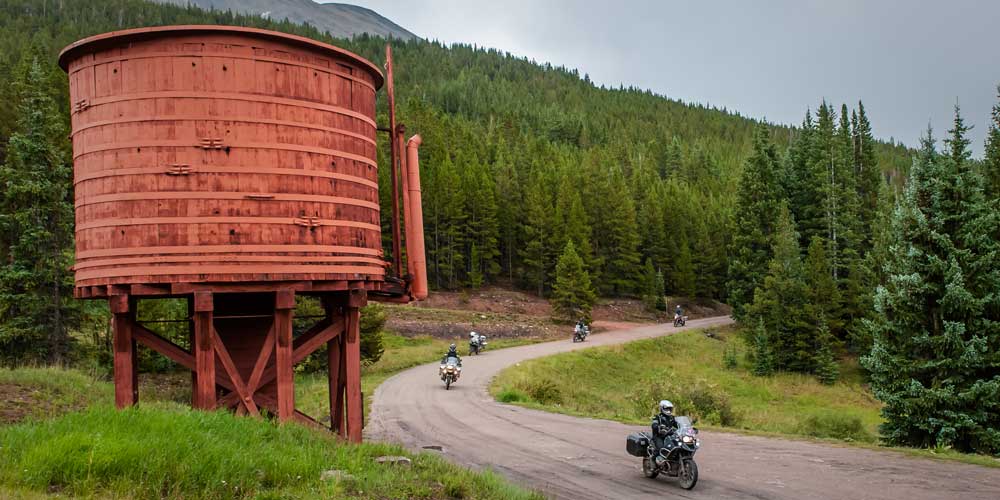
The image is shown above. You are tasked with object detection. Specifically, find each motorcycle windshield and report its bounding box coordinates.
[445,357,460,366]
[675,416,695,434]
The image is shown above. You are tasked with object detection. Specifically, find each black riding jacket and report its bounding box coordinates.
[652,413,678,437]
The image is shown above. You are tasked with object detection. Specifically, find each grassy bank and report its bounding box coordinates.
[0,338,545,499]
[0,403,540,499]
[491,326,883,442]
[490,327,1000,467]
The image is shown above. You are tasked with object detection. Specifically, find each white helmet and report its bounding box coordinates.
[659,400,674,416]
[470,331,477,338]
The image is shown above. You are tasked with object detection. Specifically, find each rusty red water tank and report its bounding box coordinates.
[59,25,387,290]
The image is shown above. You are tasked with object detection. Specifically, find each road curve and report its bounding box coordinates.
[367,317,1000,499]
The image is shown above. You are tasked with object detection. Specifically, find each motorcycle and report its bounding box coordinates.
[469,335,487,355]
[626,416,700,490]
[572,325,590,342]
[439,356,462,390]
[673,314,688,327]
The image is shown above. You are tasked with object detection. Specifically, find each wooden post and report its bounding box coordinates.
[110,294,136,409]
[193,291,216,410]
[344,288,366,442]
[325,300,344,433]
[275,289,296,422]
[188,296,196,408]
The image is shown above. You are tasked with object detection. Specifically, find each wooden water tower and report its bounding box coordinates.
[59,25,427,442]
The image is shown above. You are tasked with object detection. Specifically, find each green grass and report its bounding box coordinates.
[0,334,546,499]
[491,327,883,441]
[0,367,113,424]
[0,403,541,499]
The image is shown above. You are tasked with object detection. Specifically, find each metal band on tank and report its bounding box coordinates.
[75,216,381,232]
[76,92,377,127]
[74,192,380,211]
[74,167,379,190]
[75,264,385,281]
[71,116,376,146]
[76,245,383,259]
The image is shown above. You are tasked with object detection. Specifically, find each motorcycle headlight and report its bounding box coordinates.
[681,435,694,444]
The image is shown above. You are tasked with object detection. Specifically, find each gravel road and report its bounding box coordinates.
[367,316,1000,499]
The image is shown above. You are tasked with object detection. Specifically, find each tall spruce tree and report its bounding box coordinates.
[862,113,1000,454]
[602,167,642,296]
[750,205,814,373]
[519,177,551,296]
[805,236,844,336]
[0,59,77,364]
[551,241,596,322]
[983,85,1000,198]
[727,127,783,320]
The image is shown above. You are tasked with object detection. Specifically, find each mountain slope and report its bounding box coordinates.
[152,0,417,40]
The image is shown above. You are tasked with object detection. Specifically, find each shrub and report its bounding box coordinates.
[496,387,528,403]
[627,374,739,427]
[723,343,738,369]
[798,411,873,442]
[524,380,562,405]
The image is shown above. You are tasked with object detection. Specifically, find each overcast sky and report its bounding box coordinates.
[341,0,999,156]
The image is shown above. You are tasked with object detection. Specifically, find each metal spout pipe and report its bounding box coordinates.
[404,135,428,300]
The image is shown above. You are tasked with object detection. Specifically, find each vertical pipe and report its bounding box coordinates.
[405,135,428,300]
[385,44,403,275]
[193,291,216,410]
[274,289,296,422]
[399,127,412,278]
[110,294,136,409]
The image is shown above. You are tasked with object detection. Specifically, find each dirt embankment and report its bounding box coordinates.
[384,287,730,340]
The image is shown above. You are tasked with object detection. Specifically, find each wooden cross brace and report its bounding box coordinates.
[132,317,345,419]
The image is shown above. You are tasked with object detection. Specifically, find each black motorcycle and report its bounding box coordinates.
[572,325,590,342]
[626,416,700,490]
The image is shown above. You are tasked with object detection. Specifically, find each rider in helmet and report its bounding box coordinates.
[442,343,462,366]
[651,400,678,460]
[675,304,683,318]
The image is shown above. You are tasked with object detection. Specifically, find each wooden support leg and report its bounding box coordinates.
[193,291,216,410]
[326,303,344,434]
[275,289,296,422]
[111,295,136,409]
[344,289,366,442]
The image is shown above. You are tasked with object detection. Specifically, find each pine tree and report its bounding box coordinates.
[854,102,882,239]
[551,241,597,322]
[641,258,658,311]
[750,205,814,373]
[982,85,1000,198]
[752,319,774,376]
[804,236,844,336]
[0,59,78,364]
[862,114,1000,454]
[727,127,783,320]
[602,167,642,296]
[814,317,840,385]
[519,177,551,296]
[653,270,667,311]
[670,233,697,298]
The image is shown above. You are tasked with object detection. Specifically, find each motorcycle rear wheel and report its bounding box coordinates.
[678,459,698,489]
[642,457,659,479]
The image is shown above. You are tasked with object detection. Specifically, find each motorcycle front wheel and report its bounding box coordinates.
[678,459,698,490]
[445,377,452,390]
[642,457,659,479]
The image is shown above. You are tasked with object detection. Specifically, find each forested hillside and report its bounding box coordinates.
[0,0,912,302]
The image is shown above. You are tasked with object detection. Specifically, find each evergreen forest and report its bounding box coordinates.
[1,0,998,455]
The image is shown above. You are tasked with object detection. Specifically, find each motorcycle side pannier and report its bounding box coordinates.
[626,432,650,457]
